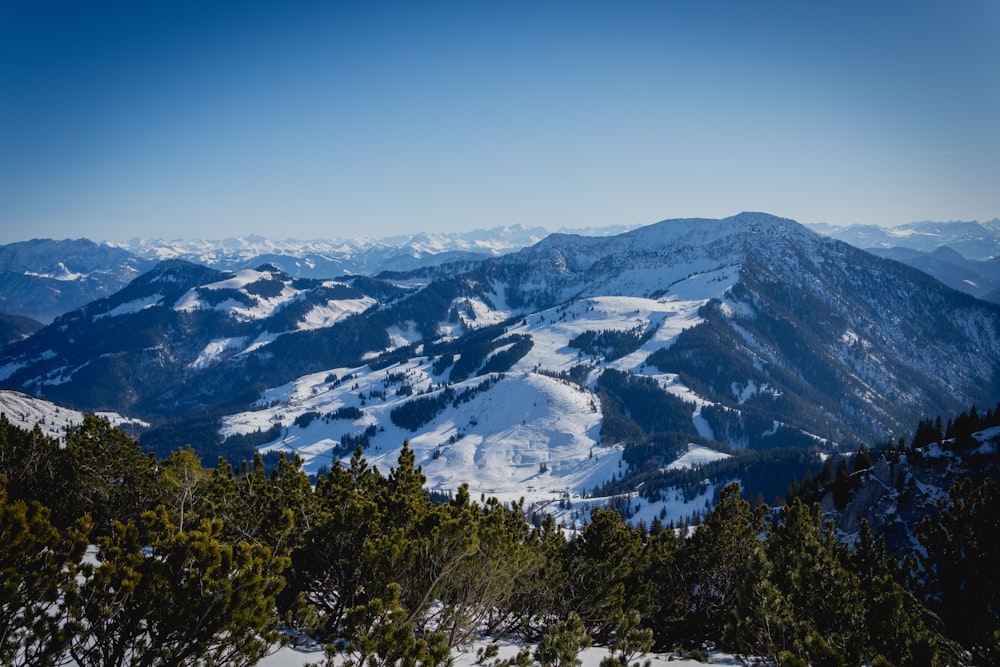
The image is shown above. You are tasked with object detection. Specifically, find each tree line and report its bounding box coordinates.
[1,412,997,666]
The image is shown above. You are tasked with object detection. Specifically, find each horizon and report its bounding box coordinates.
[2,1,999,244]
[5,211,1000,246]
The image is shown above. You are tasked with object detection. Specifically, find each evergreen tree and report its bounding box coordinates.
[758,498,866,665]
[668,483,767,647]
[534,612,592,667]
[914,477,1000,663]
[324,583,449,667]
[0,415,70,513]
[850,521,956,666]
[0,478,90,667]
[68,509,288,667]
[564,508,650,642]
[63,415,160,535]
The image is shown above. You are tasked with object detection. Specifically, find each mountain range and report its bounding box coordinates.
[2,212,998,521]
[2,217,998,330]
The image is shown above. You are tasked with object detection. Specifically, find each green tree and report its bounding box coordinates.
[535,612,592,667]
[0,416,70,513]
[430,491,546,647]
[670,483,767,647]
[914,477,1000,663]
[722,541,795,663]
[758,498,866,666]
[641,517,682,650]
[851,521,956,667]
[599,610,653,667]
[286,448,384,639]
[63,415,160,534]
[159,445,207,532]
[564,508,650,641]
[0,477,90,666]
[324,583,450,667]
[68,509,288,667]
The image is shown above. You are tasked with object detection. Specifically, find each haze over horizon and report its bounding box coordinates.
[2,1,998,244]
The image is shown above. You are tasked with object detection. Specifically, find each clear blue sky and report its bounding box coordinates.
[1,0,998,242]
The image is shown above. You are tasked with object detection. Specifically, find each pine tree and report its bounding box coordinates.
[914,477,1000,663]
[534,612,592,667]
[564,508,649,642]
[670,483,767,647]
[63,415,160,535]
[326,583,449,667]
[760,498,866,665]
[0,478,90,666]
[68,509,288,667]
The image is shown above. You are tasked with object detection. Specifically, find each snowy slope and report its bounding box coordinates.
[222,280,739,524]
[0,390,147,442]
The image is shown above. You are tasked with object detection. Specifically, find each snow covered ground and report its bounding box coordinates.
[222,290,732,528]
[0,390,148,442]
[258,638,742,667]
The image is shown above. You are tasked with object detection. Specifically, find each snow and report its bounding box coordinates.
[297,298,375,331]
[189,338,248,370]
[664,444,732,471]
[0,390,147,442]
[218,258,747,527]
[173,268,303,321]
[258,636,740,667]
[94,294,163,319]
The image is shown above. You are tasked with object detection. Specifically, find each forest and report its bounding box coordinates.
[1,411,998,667]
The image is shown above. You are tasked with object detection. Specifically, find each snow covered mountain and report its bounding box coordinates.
[0,227,548,326]
[109,226,551,277]
[809,219,1000,261]
[3,213,999,519]
[0,238,154,324]
[0,389,147,442]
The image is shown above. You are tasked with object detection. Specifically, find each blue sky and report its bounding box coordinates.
[1,0,997,242]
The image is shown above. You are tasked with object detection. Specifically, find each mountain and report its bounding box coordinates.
[864,246,1000,303]
[110,226,551,277]
[808,218,1000,261]
[0,313,42,347]
[0,228,547,324]
[0,389,147,442]
[3,213,999,514]
[806,411,1000,555]
[0,238,154,323]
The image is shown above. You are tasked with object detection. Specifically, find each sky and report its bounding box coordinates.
[1,0,998,243]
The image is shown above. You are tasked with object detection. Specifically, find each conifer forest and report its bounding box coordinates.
[2,409,999,667]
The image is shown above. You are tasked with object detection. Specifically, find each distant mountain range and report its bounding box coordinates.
[0,238,154,324]
[808,219,1000,303]
[2,217,997,327]
[2,212,998,523]
[807,219,1000,260]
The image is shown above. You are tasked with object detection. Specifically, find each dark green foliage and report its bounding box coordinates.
[535,612,592,667]
[390,376,499,431]
[597,446,825,512]
[597,369,695,442]
[294,411,321,428]
[63,415,161,534]
[449,333,528,382]
[565,509,652,641]
[327,406,364,421]
[480,335,533,375]
[0,414,69,511]
[914,476,1000,663]
[390,387,457,431]
[661,484,768,647]
[569,325,655,362]
[1,405,996,665]
[0,478,90,667]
